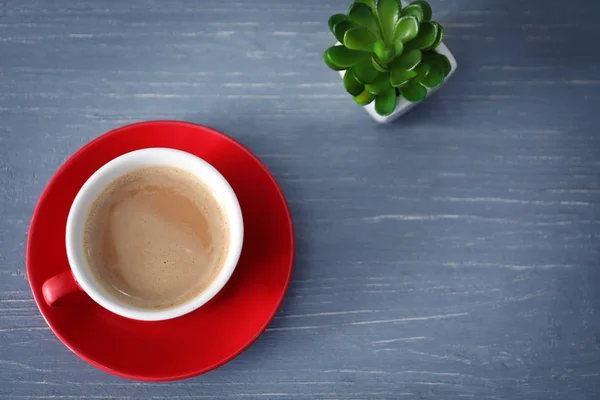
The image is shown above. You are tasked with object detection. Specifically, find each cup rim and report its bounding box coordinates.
[65,147,244,321]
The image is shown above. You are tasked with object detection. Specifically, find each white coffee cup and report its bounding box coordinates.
[42,148,244,321]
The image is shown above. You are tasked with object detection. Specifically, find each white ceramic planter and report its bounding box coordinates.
[337,42,457,123]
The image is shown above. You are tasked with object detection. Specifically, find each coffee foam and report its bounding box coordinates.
[83,166,229,309]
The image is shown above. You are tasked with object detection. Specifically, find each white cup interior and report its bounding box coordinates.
[65,148,244,321]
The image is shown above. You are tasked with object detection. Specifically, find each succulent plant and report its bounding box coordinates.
[324,0,451,116]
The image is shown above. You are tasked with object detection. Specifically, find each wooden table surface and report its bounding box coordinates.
[2,0,600,399]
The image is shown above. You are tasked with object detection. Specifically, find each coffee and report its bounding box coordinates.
[83,166,229,310]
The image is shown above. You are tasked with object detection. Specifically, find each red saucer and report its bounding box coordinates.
[26,121,294,381]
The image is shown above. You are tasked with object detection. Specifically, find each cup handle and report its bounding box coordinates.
[42,271,83,306]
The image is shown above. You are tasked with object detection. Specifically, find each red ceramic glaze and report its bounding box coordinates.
[26,121,295,381]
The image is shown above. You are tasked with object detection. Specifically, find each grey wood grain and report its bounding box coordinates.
[1,0,600,398]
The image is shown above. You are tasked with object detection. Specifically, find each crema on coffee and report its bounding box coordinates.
[83,166,229,310]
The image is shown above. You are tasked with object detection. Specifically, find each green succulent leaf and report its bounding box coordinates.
[372,56,389,72]
[343,27,378,52]
[440,55,452,76]
[373,39,386,58]
[375,46,394,64]
[419,51,448,87]
[365,72,390,95]
[373,38,394,64]
[323,51,345,71]
[400,82,427,102]
[426,22,444,50]
[324,46,369,69]
[413,62,431,81]
[328,14,347,33]
[401,3,424,23]
[375,87,398,116]
[402,0,432,23]
[354,89,376,106]
[410,0,432,21]
[424,52,451,76]
[333,20,358,43]
[390,48,421,71]
[406,21,438,50]
[354,0,377,13]
[393,39,404,60]
[376,0,401,45]
[420,63,445,88]
[348,2,381,38]
[343,69,365,96]
[390,68,418,87]
[393,16,419,44]
[352,57,379,84]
